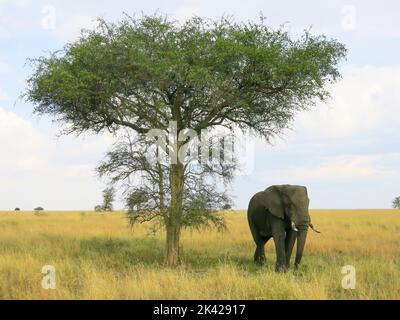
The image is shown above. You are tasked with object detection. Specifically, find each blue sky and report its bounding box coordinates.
[0,0,399,210]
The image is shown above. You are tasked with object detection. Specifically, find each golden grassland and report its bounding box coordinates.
[0,210,399,300]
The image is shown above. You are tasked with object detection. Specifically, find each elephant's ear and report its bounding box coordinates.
[264,187,285,220]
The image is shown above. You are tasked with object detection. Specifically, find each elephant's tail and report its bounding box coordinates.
[309,223,321,233]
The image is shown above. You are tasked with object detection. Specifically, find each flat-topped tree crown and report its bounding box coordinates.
[26,14,346,138]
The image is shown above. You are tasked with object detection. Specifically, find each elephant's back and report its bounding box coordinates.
[248,191,263,208]
[248,191,271,237]
[247,191,267,217]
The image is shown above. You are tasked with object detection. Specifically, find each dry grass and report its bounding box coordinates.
[0,210,398,300]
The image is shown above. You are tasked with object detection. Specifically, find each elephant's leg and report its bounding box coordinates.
[254,246,265,265]
[285,229,297,268]
[253,236,270,265]
[249,217,269,265]
[254,246,263,265]
[271,217,287,272]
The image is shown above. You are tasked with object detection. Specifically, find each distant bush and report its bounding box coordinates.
[94,205,103,213]
[393,197,400,209]
[34,207,44,211]
[14,208,21,211]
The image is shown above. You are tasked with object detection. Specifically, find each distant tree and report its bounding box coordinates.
[34,207,44,211]
[101,187,116,212]
[25,13,346,266]
[393,196,400,209]
[222,204,233,211]
[94,205,103,212]
[14,208,21,211]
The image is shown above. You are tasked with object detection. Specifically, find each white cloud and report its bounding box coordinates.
[0,0,30,26]
[55,14,98,42]
[0,88,9,101]
[0,64,10,102]
[294,65,400,138]
[0,0,31,5]
[174,5,201,23]
[0,62,9,73]
[280,154,400,181]
[0,108,120,210]
[0,25,9,39]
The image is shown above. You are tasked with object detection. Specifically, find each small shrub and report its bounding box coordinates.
[393,197,400,209]
[222,204,232,211]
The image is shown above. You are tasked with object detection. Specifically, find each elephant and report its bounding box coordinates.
[247,185,320,272]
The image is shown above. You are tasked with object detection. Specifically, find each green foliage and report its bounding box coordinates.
[222,204,232,211]
[392,196,400,209]
[26,13,346,138]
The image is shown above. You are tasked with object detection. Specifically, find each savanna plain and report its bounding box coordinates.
[0,210,398,300]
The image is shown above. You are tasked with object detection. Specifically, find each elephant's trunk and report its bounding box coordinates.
[295,227,308,268]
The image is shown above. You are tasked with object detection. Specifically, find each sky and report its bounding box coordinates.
[0,0,399,210]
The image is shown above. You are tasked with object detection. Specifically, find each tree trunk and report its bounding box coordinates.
[165,162,185,267]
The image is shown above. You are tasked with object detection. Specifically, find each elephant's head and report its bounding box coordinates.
[264,185,320,267]
[264,185,311,226]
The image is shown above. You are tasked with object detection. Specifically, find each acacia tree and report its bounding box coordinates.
[26,14,346,266]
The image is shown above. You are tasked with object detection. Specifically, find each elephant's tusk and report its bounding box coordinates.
[291,221,299,232]
[309,223,321,234]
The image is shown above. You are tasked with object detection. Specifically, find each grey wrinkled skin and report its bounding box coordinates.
[247,185,319,272]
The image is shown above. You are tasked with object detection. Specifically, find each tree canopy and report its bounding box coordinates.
[27,14,346,137]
